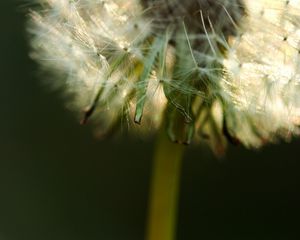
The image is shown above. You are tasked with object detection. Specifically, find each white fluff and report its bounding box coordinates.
[28,0,300,152]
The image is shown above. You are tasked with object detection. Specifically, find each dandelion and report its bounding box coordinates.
[27,0,300,240]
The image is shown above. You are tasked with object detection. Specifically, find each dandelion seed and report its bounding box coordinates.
[28,0,300,154]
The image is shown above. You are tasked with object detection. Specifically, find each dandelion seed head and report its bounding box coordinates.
[28,0,300,154]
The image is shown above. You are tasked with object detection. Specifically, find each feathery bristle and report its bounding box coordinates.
[27,0,300,154]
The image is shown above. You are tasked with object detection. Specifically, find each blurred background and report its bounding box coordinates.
[1,1,300,239]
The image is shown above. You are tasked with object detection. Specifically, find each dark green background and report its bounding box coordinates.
[1,1,300,239]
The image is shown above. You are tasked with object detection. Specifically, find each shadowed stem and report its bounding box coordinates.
[146,129,185,240]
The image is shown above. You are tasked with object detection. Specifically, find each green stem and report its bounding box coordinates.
[145,129,185,240]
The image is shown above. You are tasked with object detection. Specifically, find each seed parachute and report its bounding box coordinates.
[28,0,300,154]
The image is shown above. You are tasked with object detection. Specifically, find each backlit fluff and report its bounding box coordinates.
[28,0,300,154]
